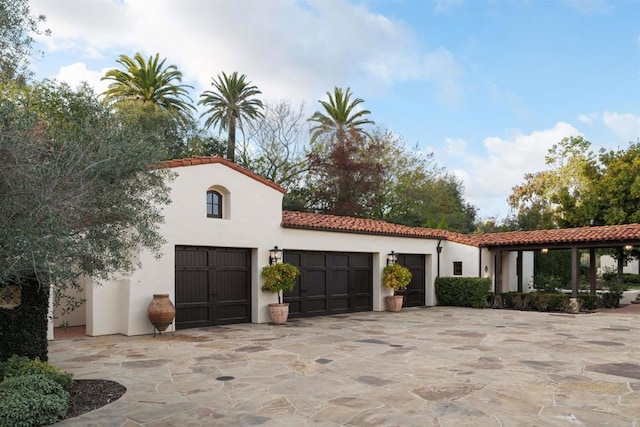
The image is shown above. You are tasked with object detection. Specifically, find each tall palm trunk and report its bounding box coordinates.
[228,116,237,162]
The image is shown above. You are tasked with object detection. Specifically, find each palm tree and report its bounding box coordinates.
[199,71,264,162]
[102,53,195,122]
[308,87,374,143]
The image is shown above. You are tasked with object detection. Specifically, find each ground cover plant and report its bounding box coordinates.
[0,355,125,425]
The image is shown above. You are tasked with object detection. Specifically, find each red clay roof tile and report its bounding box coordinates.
[282,211,640,247]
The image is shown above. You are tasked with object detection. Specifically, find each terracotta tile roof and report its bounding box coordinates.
[161,156,286,194]
[473,223,640,248]
[282,211,449,240]
[282,211,640,248]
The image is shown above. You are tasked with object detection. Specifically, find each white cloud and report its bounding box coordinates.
[577,112,599,125]
[30,0,464,106]
[448,122,581,217]
[601,112,640,142]
[444,137,467,156]
[52,63,110,93]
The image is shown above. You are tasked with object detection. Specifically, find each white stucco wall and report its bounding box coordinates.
[440,242,480,278]
[599,255,639,275]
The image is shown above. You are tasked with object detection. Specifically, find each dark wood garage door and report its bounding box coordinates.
[283,251,372,318]
[175,246,251,329]
[396,254,425,307]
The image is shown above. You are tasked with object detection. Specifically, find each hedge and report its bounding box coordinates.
[499,292,571,312]
[435,277,491,308]
[0,277,49,362]
[496,292,609,312]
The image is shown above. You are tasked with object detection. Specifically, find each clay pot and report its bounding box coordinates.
[147,294,175,332]
[386,295,404,312]
[268,303,290,325]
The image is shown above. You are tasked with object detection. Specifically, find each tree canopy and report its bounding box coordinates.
[308,87,374,143]
[199,71,264,162]
[0,0,49,84]
[102,52,195,123]
[508,137,639,230]
[0,79,172,296]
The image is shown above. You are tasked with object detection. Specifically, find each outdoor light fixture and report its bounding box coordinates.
[541,248,549,255]
[387,251,398,266]
[269,246,282,265]
[624,244,633,253]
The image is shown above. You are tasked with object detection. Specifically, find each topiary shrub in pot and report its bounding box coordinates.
[261,263,300,324]
[382,263,412,312]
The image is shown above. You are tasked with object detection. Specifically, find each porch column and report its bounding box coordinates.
[589,248,596,295]
[495,250,503,294]
[571,246,579,298]
[516,250,523,293]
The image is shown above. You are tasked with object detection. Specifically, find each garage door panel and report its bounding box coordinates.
[175,271,209,303]
[216,271,249,300]
[284,250,372,318]
[306,271,327,297]
[305,297,328,315]
[330,270,349,294]
[351,270,371,293]
[304,254,327,268]
[175,246,251,329]
[397,254,425,307]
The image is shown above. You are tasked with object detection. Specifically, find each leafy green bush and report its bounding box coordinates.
[602,272,639,286]
[500,292,570,312]
[0,278,49,362]
[383,264,412,293]
[0,355,72,389]
[624,273,640,284]
[0,374,69,427]
[261,263,300,304]
[600,283,624,308]
[435,277,491,308]
[532,273,563,293]
[577,294,599,311]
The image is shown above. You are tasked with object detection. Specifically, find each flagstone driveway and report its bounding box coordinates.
[50,307,640,426]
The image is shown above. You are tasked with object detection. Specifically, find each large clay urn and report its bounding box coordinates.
[268,303,290,325]
[386,295,404,312]
[147,294,176,332]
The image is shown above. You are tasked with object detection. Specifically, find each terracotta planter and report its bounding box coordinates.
[386,295,404,312]
[147,294,175,332]
[269,303,290,324]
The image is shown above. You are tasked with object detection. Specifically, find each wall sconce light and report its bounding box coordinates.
[269,246,282,265]
[624,244,633,253]
[541,248,549,255]
[386,251,398,266]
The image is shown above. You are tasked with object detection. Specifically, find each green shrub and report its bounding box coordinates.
[577,294,599,311]
[435,277,491,308]
[0,355,72,389]
[624,273,640,284]
[0,374,69,427]
[500,292,570,312]
[0,277,49,362]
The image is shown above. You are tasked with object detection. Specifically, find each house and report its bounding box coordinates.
[48,158,640,339]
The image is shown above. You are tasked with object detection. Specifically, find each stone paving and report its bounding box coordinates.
[50,307,640,426]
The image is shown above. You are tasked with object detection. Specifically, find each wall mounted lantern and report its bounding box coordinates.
[624,244,633,254]
[269,246,282,265]
[541,248,549,255]
[386,251,398,266]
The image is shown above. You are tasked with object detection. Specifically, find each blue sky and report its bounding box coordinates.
[29,0,639,219]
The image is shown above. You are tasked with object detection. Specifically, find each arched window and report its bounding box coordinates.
[207,190,222,218]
